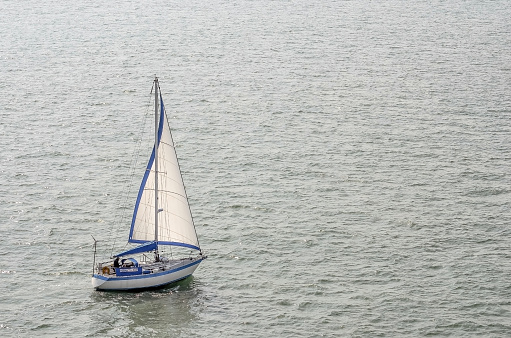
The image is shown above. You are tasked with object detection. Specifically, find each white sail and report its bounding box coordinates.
[129,98,200,251]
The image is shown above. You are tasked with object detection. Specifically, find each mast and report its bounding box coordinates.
[91,235,97,276]
[154,77,159,245]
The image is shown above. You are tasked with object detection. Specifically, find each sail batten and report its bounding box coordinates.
[129,94,200,251]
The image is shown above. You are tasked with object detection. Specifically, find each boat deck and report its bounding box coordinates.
[98,257,199,277]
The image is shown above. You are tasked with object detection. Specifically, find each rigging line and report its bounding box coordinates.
[107,80,155,257]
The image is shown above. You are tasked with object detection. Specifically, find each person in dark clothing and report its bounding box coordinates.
[113,257,120,268]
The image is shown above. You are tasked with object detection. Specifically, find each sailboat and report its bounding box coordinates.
[92,77,206,291]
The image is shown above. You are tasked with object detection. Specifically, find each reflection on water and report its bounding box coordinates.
[88,277,203,336]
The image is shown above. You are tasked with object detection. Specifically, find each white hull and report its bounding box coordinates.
[92,258,203,291]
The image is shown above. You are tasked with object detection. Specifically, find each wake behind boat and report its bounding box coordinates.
[91,77,206,291]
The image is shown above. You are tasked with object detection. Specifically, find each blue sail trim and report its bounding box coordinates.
[129,146,155,240]
[128,238,201,251]
[158,241,200,251]
[114,242,157,257]
[128,95,165,242]
[158,97,164,145]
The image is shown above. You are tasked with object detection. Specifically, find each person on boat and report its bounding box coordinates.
[113,257,120,268]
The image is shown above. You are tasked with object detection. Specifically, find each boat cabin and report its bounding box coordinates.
[114,258,144,276]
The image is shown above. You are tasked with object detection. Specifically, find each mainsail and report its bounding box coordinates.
[129,97,200,251]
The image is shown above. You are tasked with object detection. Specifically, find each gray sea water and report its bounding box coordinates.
[1,0,511,336]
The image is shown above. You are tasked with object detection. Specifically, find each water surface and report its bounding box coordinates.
[1,0,510,336]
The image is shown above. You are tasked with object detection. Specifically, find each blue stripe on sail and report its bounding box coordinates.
[158,241,201,251]
[159,97,165,141]
[129,146,156,241]
[129,95,165,242]
[129,238,200,251]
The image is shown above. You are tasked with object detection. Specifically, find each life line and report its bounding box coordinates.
[102,266,111,275]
